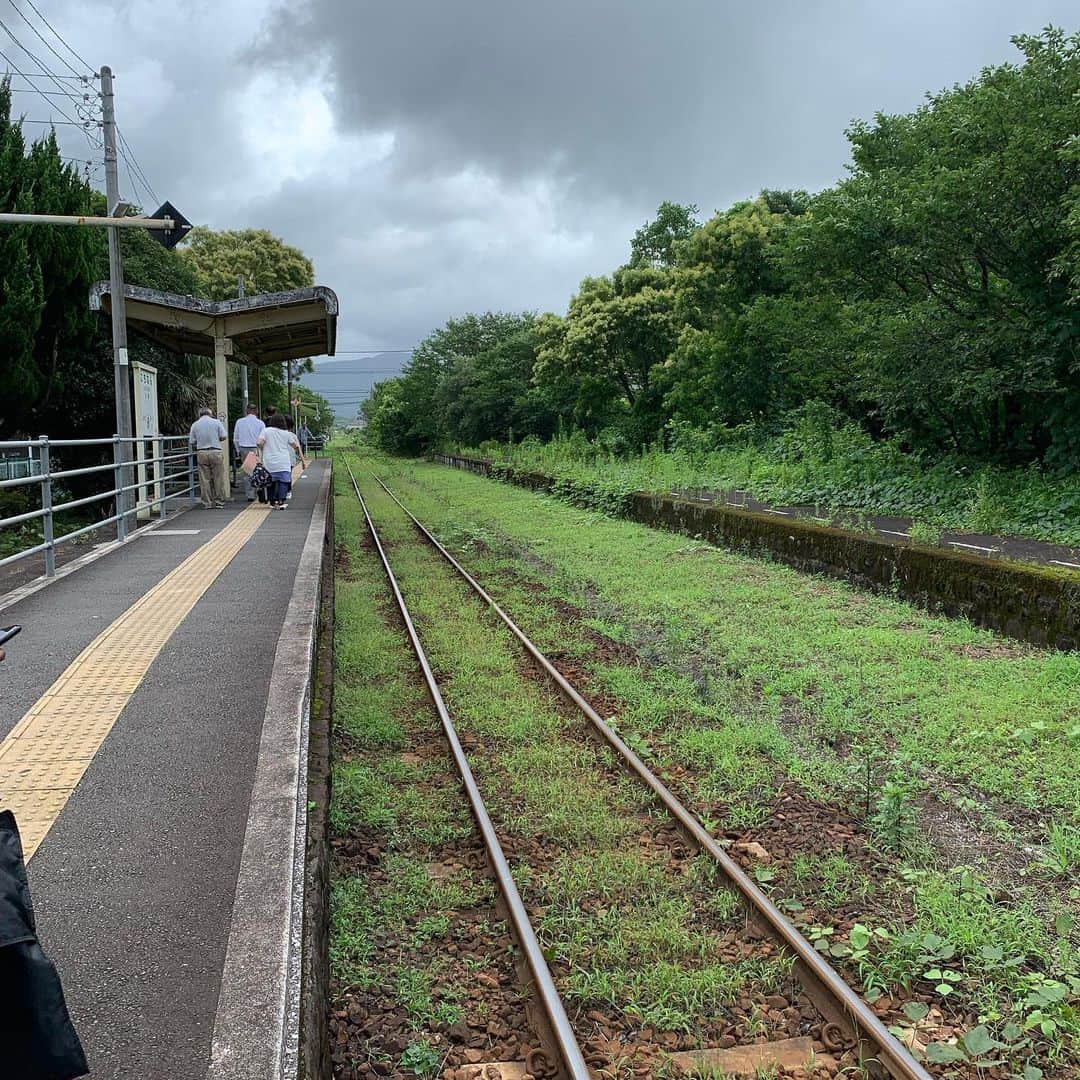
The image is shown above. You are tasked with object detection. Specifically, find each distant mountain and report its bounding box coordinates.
[299,351,411,421]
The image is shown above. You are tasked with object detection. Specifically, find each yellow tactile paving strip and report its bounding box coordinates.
[0,504,268,859]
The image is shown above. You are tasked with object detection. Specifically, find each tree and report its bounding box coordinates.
[179,226,319,420]
[783,28,1080,462]
[179,227,314,299]
[661,195,827,428]
[433,327,559,446]
[393,311,535,452]
[537,267,680,442]
[629,201,701,268]
[0,80,100,436]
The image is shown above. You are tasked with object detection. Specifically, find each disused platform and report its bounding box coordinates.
[0,458,331,1079]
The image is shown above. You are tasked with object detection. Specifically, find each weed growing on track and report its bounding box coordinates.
[349,468,804,1043]
[329,478,519,1076]
[353,451,1080,1075]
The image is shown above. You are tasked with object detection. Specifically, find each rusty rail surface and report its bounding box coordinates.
[370,467,933,1080]
[343,459,591,1080]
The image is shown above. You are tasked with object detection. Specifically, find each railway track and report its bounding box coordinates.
[344,457,932,1080]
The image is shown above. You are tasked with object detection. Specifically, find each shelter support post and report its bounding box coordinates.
[214,332,231,500]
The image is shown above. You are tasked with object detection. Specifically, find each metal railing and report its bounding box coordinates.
[0,434,198,577]
[0,454,41,482]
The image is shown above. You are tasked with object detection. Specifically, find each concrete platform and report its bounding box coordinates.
[0,459,331,1080]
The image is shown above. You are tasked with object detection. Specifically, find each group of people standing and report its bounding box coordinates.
[188,404,312,511]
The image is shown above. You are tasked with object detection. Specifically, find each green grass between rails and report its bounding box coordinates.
[348,464,795,1034]
[345,450,1080,1075]
[330,479,492,1075]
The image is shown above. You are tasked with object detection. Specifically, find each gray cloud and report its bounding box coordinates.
[259,0,1077,209]
[21,0,1080,414]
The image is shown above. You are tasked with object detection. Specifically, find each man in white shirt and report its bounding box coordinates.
[188,407,228,508]
[232,403,266,503]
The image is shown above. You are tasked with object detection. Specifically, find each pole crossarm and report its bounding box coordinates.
[0,212,175,229]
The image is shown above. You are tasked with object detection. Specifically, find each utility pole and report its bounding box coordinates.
[237,275,248,409]
[100,65,134,531]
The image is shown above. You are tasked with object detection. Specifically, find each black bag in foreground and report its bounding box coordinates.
[0,810,89,1079]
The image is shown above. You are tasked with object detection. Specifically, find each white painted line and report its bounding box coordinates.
[881,529,910,538]
[1049,560,1080,570]
[948,541,999,554]
[145,529,201,536]
[761,508,790,516]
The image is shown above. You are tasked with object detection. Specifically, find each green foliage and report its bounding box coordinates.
[466,419,1080,545]
[871,776,919,853]
[366,29,1080,495]
[179,226,314,299]
[362,312,544,453]
[179,225,319,419]
[0,80,100,436]
[629,200,700,268]
[398,1041,441,1076]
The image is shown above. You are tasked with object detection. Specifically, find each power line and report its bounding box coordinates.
[115,134,155,207]
[0,68,84,80]
[1,57,80,128]
[17,0,95,75]
[0,18,84,108]
[7,85,79,96]
[17,117,93,126]
[5,0,86,79]
[116,127,158,204]
[119,150,147,207]
[0,20,100,155]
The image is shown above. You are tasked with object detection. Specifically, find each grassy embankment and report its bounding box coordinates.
[354,451,1080,1076]
[460,429,1080,547]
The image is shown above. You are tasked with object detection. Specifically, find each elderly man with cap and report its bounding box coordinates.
[188,406,228,508]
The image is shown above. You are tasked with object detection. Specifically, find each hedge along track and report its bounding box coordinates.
[355,461,933,1080]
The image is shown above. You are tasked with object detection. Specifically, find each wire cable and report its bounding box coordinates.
[5,0,86,79]
[0,53,80,127]
[118,151,145,208]
[0,68,83,80]
[16,0,95,76]
[116,127,158,205]
[7,84,76,96]
[0,18,83,106]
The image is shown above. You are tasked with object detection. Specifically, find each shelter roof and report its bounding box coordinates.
[89,283,338,364]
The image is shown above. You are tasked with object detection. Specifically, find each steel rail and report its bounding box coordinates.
[371,467,932,1080]
[343,459,590,1080]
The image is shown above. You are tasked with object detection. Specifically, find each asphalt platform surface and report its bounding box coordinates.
[0,458,329,1080]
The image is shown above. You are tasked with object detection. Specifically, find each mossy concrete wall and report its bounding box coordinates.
[434,453,1080,651]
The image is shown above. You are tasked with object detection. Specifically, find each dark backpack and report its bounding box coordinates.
[250,463,272,489]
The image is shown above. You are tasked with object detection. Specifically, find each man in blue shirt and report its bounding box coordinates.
[188,407,228,508]
[232,404,267,503]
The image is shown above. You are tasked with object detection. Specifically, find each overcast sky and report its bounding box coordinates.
[13,1,1077,412]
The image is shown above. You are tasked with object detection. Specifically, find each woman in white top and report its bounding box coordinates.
[257,414,307,509]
